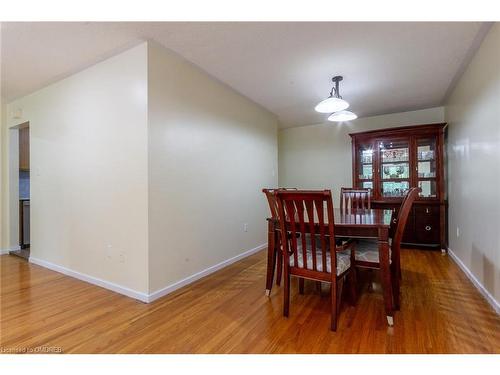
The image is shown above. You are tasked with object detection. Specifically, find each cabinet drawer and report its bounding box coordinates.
[415,215,440,244]
[415,206,439,217]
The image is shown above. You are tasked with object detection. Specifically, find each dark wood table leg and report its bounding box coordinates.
[378,227,394,326]
[265,219,277,296]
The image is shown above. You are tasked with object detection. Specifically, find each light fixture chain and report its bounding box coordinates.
[331,76,342,99]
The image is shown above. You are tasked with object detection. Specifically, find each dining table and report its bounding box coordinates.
[266,207,396,325]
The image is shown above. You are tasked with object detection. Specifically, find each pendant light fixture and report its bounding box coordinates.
[314,76,349,113]
[328,110,358,122]
[315,75,357,122]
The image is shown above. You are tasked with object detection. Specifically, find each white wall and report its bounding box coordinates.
[147,42,278,293]
[278,107,444,205]
[5,44,150,293]
[445,24,500,304]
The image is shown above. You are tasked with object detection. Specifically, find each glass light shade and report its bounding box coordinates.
[328,110,358,122]
[314,97,349,113]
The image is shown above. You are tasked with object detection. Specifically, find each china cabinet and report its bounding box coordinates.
[350,123,447,249]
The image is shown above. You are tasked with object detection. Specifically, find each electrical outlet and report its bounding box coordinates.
[243,223,248,232]
[106,244,113,260]
[456,227,460,238]
[118,251,126,263]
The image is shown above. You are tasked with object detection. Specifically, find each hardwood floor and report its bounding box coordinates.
[1,249,499,353]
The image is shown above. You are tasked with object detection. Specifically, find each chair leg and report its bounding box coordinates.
[283,271,290,317]
[391,263,400,310]
[316,281,322,294]
[393,248,402,281]
[276,248,283,286]
[367,269,375,291]
[349,269,357,306]
[337,277,344,316]
[265,224,276,296]
[298,278,305,294]
[349,243,356,305]
[330,279,338,331]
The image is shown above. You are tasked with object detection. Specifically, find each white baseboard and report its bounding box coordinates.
[27,243,267,304]
[447,248,500,314]
[147,243,267,303]
[29,257,150,303]
[1,245,21,255]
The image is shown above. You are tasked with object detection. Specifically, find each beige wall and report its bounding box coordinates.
[0,98,7,250]
[445,24,500,304]
[278,107,444,205]
[147,42,278,293]
[1,41,278,298]
[4,44,150,293]
[1,25,5,249]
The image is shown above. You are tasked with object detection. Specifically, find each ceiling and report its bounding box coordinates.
[0,22,489,128]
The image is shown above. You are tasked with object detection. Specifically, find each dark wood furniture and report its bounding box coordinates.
[340,187,371,213]
[354,187,419,313]
[263,188,299,296]
[267,205,395,326]
[350,123,447,250]
[19,127,30,171]
[275,190,356,331]
[263,188,283,296]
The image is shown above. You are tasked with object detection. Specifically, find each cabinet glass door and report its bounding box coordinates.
[357,143,374,190]
[417,137,438,198]
[379,140,410,197]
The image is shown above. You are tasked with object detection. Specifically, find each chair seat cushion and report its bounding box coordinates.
[354,239,392,263]
[290,249,351,276]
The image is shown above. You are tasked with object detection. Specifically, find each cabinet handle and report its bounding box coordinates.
[425,225,432,231]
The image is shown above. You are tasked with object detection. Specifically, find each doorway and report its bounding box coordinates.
[9,122,30,260]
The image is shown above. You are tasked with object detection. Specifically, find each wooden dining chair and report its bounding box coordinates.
[339,188,371,213]
[262,188,297,296]
[275,189,356,331]
[354,187,419,311]
[337,188,372,245]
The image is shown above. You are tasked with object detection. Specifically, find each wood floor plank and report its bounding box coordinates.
[0,249,499,353]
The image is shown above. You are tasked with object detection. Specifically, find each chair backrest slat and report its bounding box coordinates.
[340,188,371,213]
[276,190,336,277]
[284,200,299,267]
[389,188,411,238]
[392,187,419,250]
[296,201,308,269]
[315,199,328,270]
[263,189,279,219]
[263,188,299,220]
